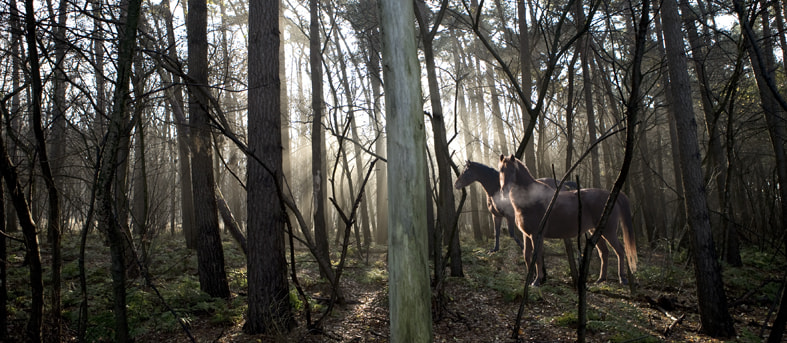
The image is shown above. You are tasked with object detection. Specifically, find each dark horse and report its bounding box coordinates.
[498,154,638,286]
[454,160,577,252]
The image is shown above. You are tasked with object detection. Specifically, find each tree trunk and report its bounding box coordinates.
[244,0,295,331]
[332,22,373,254]
[662,0,735,336]
[415,0,463,277]
[131,56,150,269]
[0,184,5,341]
[379,0,433,337]
[161,0,197,249]
[310,0,330,272]
[45,0,69,338]
[733,0,787,340]
[679,0,740,266]
[0,128,44,343]
[518,0,536,168]
[94,0,144,340]
[654,11,686,246]
[6,0,22,235]
[187,0,230,299]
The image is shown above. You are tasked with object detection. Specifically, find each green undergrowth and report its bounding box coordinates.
[52,233,251,341]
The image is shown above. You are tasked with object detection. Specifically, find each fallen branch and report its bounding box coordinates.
[664,314,685,337]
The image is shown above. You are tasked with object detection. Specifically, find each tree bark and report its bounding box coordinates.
[662,0,735,336]
[187,0,230,299]
[310,0,330,273]
[160,0,197,249]
[45,0,69,338]
[379,0,433,337]
[94,0,144,340]
[244,0,295,331]
[415,0,463,277]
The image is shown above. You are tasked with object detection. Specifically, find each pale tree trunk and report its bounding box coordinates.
[244,0,295,332]
[415,0,463,277]
[662,0,735,336]
[310,0,330,270]
[380,0,433,337]
[187,0,230,299]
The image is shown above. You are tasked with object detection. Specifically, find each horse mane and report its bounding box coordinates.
[468,160,497,174]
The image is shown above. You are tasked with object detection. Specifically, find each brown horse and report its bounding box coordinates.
[454,160,577,252]
[498,154,637,286]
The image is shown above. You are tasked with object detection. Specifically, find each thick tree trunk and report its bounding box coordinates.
[379,0,433,337]
[244,0,295,331]
[187,0,230,299]
[662,0,735,336]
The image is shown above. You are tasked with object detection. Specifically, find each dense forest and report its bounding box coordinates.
[1,0,786,341]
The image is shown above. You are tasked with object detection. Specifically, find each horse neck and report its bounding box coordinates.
[472,164,501,196]
[515,163,538,187]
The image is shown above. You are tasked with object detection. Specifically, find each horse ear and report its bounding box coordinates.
[509,154,515,161]
[499,154,505,162]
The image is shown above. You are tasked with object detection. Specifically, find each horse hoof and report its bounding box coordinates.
[489,248,499,253]
[620,278,629,285]
[595,278,607,283]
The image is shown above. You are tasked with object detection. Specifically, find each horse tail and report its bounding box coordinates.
[617,193,638,273]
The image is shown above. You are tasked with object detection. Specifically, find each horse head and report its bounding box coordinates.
[498,154,518,191]
[454,160,474,189]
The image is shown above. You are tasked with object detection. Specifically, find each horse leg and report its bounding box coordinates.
[507,218,524,249]
[603,233,629,285]
[491,215,503,252]
[532,235,545,286]
[594,241,609,283]
[522,234,533,271]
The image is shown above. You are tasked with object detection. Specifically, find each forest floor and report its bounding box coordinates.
[4,232,784,342]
